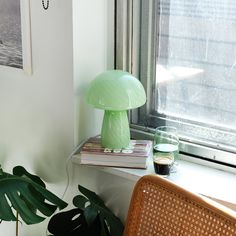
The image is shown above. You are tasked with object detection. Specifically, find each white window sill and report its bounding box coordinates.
[73,154,236,211]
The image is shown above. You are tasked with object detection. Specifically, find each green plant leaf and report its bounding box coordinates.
[78,185,106,208]
[84,205,98,226]
[48,208,86,235]
[96,206,124,236]
[13,166,48,214]
[0,165,3,175]
[0,166,68,225]
[99,214,110,236]
[78,185,124,236]
[13,166,45,187]
[48,208,102,236]
[49,185,124,236]
[73,195,89,210]
[102,213,124,236]
[0,192,16,221]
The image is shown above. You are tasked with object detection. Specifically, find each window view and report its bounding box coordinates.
[154,0,236,151]
[116,0,236,164]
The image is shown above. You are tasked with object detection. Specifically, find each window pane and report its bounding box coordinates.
[155,0,236,148]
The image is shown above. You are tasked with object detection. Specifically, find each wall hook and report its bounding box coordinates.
[42,0,49,10]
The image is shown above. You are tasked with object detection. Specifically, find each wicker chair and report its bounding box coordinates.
[123,175,236,236]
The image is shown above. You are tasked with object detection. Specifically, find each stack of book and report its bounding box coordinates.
[73,137,153,169]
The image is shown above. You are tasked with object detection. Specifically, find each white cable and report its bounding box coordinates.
[46,136,101,235]
[61,135,101,199]
[46,138,89,235]
[61,138,87,200]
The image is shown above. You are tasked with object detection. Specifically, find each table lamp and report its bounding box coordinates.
[86,70,146,149]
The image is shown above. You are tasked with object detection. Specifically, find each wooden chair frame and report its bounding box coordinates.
[124,175,236,236]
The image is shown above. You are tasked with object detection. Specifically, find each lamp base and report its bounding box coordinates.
[101,110,130,149]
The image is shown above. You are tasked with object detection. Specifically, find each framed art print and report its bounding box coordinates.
[0,0,32,74]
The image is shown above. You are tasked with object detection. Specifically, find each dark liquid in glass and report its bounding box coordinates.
[153,144,175,176]
[153,159,172,176]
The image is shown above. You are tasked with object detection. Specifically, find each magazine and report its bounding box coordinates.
[73,137,153,169]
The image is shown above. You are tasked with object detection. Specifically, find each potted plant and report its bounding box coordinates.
[0,165,68,236]
[48,185,124,236]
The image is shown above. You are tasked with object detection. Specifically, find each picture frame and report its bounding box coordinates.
[0,0,32,75]
[21,0,32,75]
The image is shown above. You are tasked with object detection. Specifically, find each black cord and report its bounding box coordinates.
[42,0,49,10]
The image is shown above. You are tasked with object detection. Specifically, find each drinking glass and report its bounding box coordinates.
[153,126,179,176]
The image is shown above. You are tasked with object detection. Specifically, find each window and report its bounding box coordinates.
[115,0,236,167]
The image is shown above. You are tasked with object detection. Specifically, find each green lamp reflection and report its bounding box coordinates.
[86,70,146,149]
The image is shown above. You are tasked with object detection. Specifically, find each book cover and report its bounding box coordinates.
[74,137,152,169]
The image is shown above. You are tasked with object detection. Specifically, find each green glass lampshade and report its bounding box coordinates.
[86,70,146,149]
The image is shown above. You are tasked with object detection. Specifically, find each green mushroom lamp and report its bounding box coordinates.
[86,70,146,149]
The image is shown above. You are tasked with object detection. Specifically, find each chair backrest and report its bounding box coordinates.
[124,175,236,236]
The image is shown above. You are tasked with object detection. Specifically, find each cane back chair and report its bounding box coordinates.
[124,175,236,236]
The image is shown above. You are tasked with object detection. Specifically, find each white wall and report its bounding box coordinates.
[0,0,74,235]
[72,0,134,225]
[0,0,133,235]
[73,0,114,144]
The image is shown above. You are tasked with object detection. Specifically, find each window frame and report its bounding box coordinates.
[115,0,236,169]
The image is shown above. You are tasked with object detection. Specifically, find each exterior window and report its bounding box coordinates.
[116,0,236,166]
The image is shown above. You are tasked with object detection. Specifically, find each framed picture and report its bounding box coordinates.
[0,0,32,74]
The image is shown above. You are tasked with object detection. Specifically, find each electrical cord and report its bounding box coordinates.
[45,138,88,236]
[61,135,101,199]
[61,138,87,200]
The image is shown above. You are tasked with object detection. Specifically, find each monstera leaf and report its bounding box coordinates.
[48,185,124,236]
[0,165,67,225]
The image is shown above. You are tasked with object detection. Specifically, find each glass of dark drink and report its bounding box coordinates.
[153,126,179,176]
[153,150,174,176]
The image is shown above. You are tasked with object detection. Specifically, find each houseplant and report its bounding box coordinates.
[0,165,67,236]
[48,185,124,236]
